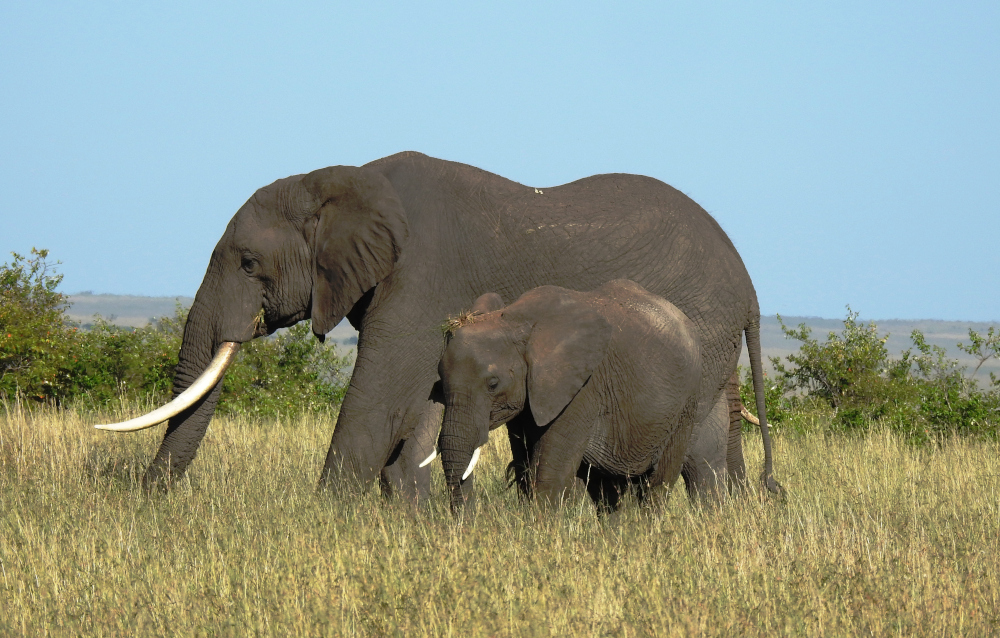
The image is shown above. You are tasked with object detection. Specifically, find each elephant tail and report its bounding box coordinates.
[744,315,785,497]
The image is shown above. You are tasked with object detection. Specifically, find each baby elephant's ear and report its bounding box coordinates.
[525,300,612,426]
[471,292,505,314]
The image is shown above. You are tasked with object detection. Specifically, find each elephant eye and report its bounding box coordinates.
[241,256,258,274]
[487,376,500,392]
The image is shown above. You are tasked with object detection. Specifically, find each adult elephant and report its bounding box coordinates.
[97,151,779,499]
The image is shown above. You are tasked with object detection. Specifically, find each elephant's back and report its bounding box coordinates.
[487,171,754,306]
[366,155,750,292]
[369,153,756,418]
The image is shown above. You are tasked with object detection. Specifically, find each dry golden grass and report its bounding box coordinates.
[1,402,998,636]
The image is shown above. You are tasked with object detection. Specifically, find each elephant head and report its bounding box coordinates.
[96,166,408,488]
[438,288,611,511]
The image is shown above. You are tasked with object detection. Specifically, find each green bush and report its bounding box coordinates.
[1,249,352,417]
[771,308,918,430]
[64,311,185,410]
[756,307,1000,442]
[220,321,352,418]
[0,249,76,402]
[908,330,999,438]
[956,325,1000,388]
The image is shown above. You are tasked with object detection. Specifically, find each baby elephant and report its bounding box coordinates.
[437,279,702,513]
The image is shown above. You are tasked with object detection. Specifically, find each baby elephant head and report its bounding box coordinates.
[437,287,612,511]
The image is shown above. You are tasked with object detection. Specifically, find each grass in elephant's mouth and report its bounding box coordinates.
[1,403,998,637]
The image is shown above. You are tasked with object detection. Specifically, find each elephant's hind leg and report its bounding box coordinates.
[641,398,700,510]
[725,371,748,494]
[681,390,729,504]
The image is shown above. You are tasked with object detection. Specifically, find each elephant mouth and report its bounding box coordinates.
[93,342,240,432]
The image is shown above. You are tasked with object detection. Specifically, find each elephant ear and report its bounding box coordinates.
[522,290,613,426]
[302,166,408,337]
[470,292,505,314]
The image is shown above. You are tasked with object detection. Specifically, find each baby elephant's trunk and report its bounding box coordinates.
[438,403,488,514]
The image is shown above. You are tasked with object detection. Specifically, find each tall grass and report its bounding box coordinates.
[2,402,998,636]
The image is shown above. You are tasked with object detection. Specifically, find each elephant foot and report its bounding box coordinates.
[680,462,729,507]
[315,458,377,499]
[379,464,432,506]
[140,458,182,494]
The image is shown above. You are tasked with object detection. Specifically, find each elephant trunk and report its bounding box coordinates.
[132,260,261,487]
[438,399,489,514]
[132,298,228,489]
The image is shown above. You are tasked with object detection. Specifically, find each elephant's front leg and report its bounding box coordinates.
[379,398,443,504]
[504,413,537,498]
[528,405,597,507]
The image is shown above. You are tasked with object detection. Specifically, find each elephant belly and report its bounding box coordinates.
[582,418,668,478]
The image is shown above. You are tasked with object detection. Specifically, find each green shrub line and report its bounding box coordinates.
[3,249,998,439]
[1,248,352,418]
[740,308,1000,443]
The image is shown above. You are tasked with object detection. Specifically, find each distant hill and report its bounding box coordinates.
[66,293,194,328]
[67,294,997,384]
[739,315,1000,385]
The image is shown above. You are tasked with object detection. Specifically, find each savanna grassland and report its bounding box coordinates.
[2,403,998,636]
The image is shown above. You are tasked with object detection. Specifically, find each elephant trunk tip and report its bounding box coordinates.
[761,472,786,499]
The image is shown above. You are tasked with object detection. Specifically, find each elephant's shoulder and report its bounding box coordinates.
[363,152,515,191]
[364,151,430,170]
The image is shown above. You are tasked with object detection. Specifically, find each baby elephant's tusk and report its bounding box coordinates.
[418,448,437,468]
[462,447,482,481]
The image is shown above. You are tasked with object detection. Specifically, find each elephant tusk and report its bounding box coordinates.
[418,448,437,468]
[94,342,240,432]
[461,447,482,481]
[741,405,760,426]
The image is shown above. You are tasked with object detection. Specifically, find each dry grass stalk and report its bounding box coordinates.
[442,309,487,336]
[2,402,998,635]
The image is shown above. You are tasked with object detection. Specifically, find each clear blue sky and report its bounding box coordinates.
[2,2,997,321]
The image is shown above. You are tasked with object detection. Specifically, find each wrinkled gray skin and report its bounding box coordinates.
[685,371,751,501]
[142,151,779,501]
[438,282,704,513]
